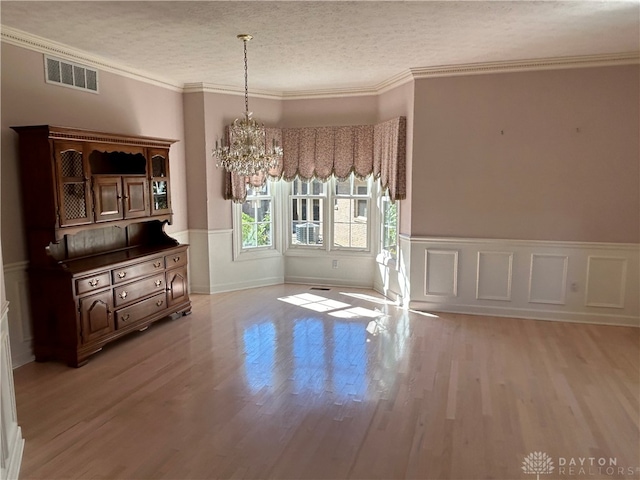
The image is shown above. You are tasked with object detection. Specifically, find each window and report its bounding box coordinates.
[288,175,371,252]
[290,179,325,246]
[333,174,370,250]
[240,183,273,249]
[381,193,398,258]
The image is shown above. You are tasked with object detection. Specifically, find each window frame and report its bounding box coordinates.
[331,174,372,252]
[288,178,327,250]
[286,174,374,255]
[232,180,282,261]
[379,191,399,263]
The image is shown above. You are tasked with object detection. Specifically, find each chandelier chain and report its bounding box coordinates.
[243,39,249,116]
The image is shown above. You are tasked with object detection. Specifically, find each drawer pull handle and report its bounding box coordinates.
[122,314,130,322]
[117,271,126,279]
[154,261,162,268]
[88,278,100,287]
[156,300,164,307]
[173,256,180,262]
[119,291,128,299]
[154,280,162,287]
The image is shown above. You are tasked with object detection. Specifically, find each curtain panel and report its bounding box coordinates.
[226,116,406,203]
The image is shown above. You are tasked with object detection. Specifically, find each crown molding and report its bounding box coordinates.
[182,82,283,100]
[280,86,378,100]
[3,25,638,99]
[410,52,640,79]
[183,82,379,100]
[1,25,184,92]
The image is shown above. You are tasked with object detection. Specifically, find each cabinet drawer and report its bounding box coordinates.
[112,257,164,284]
[115,292,167,329]
[75,271,111,295]
[113,273,166,307]
[165,252,186,269]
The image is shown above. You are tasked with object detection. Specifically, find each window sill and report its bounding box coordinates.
[286,248,373,258]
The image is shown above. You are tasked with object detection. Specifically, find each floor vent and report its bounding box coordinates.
[44,55,98,93]
[310,287,331,291]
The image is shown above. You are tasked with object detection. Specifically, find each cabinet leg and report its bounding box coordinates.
[182,307,192,316]
[69,358,89,368]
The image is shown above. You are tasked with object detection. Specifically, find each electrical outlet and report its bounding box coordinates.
[332,259,338,269]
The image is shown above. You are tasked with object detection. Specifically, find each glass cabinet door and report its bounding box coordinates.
[148,149,171,215]
[54,141,92,227]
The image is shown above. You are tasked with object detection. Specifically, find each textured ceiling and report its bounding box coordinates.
[1,1,639,93]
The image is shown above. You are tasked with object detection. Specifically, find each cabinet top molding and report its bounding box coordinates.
[10,125,178,149]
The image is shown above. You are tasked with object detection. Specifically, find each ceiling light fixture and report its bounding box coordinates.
[212,34,282,177]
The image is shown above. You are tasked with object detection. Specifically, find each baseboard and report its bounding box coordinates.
[210,276,284,294]
[11,350,35,369]
[286,275,372,289]
[409,301,640,327]
[5,426,24,480]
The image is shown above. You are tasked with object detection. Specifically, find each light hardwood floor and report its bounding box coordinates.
[13,284,640,479]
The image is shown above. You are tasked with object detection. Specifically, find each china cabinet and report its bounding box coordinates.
[11,125,191,367]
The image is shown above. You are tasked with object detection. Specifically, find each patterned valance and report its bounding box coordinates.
[226,116,406,203]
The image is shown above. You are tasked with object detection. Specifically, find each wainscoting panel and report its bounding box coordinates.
[3,262,33,368]
[1,303,24,479]
[585,256,627,308]
[424,250,458,297]
[285,253,375,290]
[190,228,283,294]
[406,237,639,326]
[476,251,513,301]
[528,254,568,305]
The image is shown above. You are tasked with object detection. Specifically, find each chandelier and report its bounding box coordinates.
[212,34,283,177]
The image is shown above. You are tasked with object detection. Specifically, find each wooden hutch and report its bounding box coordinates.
[11,125,191,367]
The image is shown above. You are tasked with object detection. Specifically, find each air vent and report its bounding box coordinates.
[44,55,98,93]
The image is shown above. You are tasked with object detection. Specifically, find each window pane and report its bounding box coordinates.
[242,223,257,248]
[256,199,271,222]
[290,180,325,247]
[332,175,370,250]
[257,222,271,247]
[381,197,398,257]
[354,178,368,195]
[247,183,268,197]
[240,183,273,251]
[350,222,368,248]
[336,178,350,195]
[311,198,322,221]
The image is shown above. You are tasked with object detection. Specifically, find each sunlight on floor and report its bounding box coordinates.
[278,292,384,318]
[330,306,383,319]
[340,291,398,306]
[410,309,440,318]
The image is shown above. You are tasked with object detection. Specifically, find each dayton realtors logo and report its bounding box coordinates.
[522,452,640,478]
[522,452,554,480]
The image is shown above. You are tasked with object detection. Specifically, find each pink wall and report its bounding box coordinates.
[281,95,378,127]
[1,44,188,264]
[183,92,208,230]
[411,65,639,243]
